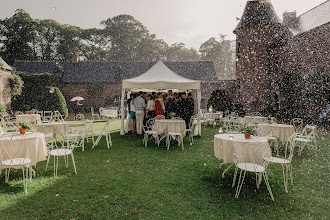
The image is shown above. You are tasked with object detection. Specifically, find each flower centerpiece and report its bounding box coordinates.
[169,112,176,120]
[271,117,276,124]
[19,123,30,135]
[244,129,251,139]
[51,115,56,123]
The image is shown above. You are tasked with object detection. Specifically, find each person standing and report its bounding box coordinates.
[187,92,195,127]
[129,94,136,134]
[155,93,165,116]
[133,91,146,135]
[146,94,156,119]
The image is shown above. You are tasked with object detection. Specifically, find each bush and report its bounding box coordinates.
[10,73,24,96]
[35,87,68,118]
[207,89,232,112]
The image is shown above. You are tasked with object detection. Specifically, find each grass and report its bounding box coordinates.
[0,120,329,219]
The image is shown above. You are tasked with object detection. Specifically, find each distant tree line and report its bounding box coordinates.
[0,9,235,78]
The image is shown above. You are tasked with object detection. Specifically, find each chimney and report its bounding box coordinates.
[283,11,298,28]
[71,55,79,63]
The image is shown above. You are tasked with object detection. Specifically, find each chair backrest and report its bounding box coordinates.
[85,119,93,132]
[0,133,30,165]
[253,112,262,116]
[53,111,64,122]
[99,107,104,115]
[144,118,155,131]
[99,120,111,135]
[15,111,24,116]
[91,107,95,115]
[290,118,303,133]
[24,117,36,132]
[30,109,38,114]
[301,125,317,139]
[284,134,296,162]
[232,142,269,170]
[74,114,85,121]
[155,115,165,120]
[43,111,53,121]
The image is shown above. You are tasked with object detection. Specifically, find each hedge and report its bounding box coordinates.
[11,72,60,111]
[35,86,68,118]
[207,89,232,112]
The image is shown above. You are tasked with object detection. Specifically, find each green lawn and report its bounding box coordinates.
[0,120,329,219]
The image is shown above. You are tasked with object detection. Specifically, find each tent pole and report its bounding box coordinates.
[120,88,126,135]
[197,89,202,136]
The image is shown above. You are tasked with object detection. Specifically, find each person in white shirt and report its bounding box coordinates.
[146,94,156,119]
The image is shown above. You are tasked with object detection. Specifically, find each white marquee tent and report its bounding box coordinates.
[120,60,202,135]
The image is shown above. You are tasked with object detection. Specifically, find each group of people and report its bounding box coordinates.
[127,90,195,135]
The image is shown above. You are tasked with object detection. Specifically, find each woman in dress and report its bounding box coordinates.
[155,93,165,116]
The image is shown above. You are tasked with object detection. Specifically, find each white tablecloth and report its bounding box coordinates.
[0,132,47,167]
[257,123,295,143]
[16,114,41,126]
[240,116,268,125]
[204,113,222,120]
[214,134,271,164]
[35,122,70,135]
[153,119,186,136]
[102,109,118,118]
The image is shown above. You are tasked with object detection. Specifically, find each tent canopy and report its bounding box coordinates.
[120,61,202,136]
[122,61,200,90]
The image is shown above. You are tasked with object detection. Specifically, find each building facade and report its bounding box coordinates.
[234,0,330,115]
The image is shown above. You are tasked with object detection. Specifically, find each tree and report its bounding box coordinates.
[199,35,235,79]
[0,9,37,64]
[207,89,232,112]
[165,43,200,61]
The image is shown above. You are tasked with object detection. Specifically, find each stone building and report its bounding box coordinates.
[0,57,13,107]
[234,0,330,114]
[14,60,235,110]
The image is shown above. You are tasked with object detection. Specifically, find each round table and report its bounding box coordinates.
[35,122,70,136]
[204,113,222,120]
[153,119,186,136]
[214,133,271,177]
[257,123,295,143]
[0,132,47,167]
[16,114,41,126]
[240,116,268,125]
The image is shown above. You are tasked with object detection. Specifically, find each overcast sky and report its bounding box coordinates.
[0,0,326,49]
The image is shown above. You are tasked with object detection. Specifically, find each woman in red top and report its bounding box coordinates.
[155,93,165,116]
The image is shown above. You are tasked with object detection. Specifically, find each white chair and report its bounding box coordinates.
[84,119,95,144]
[43,111,53,121]
[74,114,84,121]
[186,117,196,144]
[264,134,296,193]
[92,120,112,149]
[166,119,184,150]
[290,118,303,134]
[65,123,86,151]
[0,117,17,132]
[295,125,317,156]
[156,115,165,120]
[30,109,38,114]
[35,123,55,150]
[143,118,159,147]
[91,107,100,120]
[15,111,24,116]
[99,107,105,119]
[45,131,77,178]
[0,134,32,194]
[232,143,274,201]
[53,111,65,122]
[37,110,44,120]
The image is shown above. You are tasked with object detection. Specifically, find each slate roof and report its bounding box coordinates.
[290,0,330,36]
[13,61,218,83]
[234,0,282,33]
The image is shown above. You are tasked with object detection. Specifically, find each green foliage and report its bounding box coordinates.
[0,104,6,116]
[0,9,37,64]
[20,123,30,130]
[199,35,235,79]
[9,73,24,96]
[207,89,232,112]
[35,87,68,118]
[11,72,59,111]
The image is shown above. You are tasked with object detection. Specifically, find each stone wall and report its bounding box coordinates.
[0,69,12,108]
